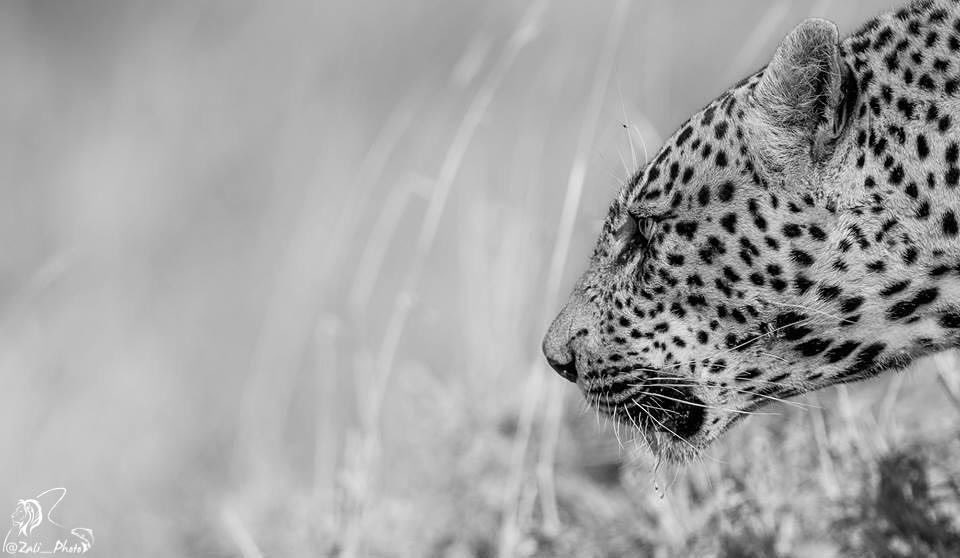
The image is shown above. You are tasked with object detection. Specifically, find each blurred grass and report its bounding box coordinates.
[3,0,960,556]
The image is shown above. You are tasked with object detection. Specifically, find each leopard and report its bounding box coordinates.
[543,0,960,462]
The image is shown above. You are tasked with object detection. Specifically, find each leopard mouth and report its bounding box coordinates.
[624,389,706,439]
[590,383,707,440]
[578,364,802,458]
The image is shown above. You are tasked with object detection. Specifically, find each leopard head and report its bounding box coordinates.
[544,9,960,461]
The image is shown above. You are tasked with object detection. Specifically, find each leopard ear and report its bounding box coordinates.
[747,18,856,177]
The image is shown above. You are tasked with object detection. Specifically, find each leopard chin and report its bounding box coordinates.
[583,374,776,462]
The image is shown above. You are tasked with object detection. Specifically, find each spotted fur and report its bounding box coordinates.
[543,0,960,461]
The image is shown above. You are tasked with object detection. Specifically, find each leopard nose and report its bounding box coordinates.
[543,313,578,383]
[546,354,578,383]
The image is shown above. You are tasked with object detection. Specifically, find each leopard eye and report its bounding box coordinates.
[614,216,646,265]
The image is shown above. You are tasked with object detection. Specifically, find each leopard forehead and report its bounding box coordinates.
[597,76,764,256]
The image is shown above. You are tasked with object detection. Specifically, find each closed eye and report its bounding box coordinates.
[613,217,640,264]
[613,211,669,265]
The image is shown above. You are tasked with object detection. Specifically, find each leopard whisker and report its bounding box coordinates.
[641,391,778,416]
[643,376,811,393]
[663,315,818,369]
[623,403,652,450]
[766,300,853,324]
[637,374,803,392]
[596,395,683,418]
[609,404,625,450]
[598,376,820,410]
[630,397,701,454]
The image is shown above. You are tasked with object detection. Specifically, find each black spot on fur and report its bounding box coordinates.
[887,287,939,321]
[719,213,737,234]
[717,182,735,202]
[790,249,814,267]
[941,313,960,328]
[840,296,864,313]
[697,185,710,206]
[795,337,832,357]
[879,280,911,297]
[824,341,861,363]
[774,311,812,341]
[818,285,842,301]
[943,210,959,236]
[917,134,930,159]
[842,343,886,377]
[794,275,814,295]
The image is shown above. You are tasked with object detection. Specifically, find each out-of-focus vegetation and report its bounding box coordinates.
[2,0,960,556]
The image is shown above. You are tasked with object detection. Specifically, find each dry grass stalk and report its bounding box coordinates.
[934,352,960,415]
[337,3,549,555]
[220,505,265,558]
[347,88,430,315]
[313,314,342,517]
[807,392,838,497]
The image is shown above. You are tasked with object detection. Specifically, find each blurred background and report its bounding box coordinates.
[3,0,960,556]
